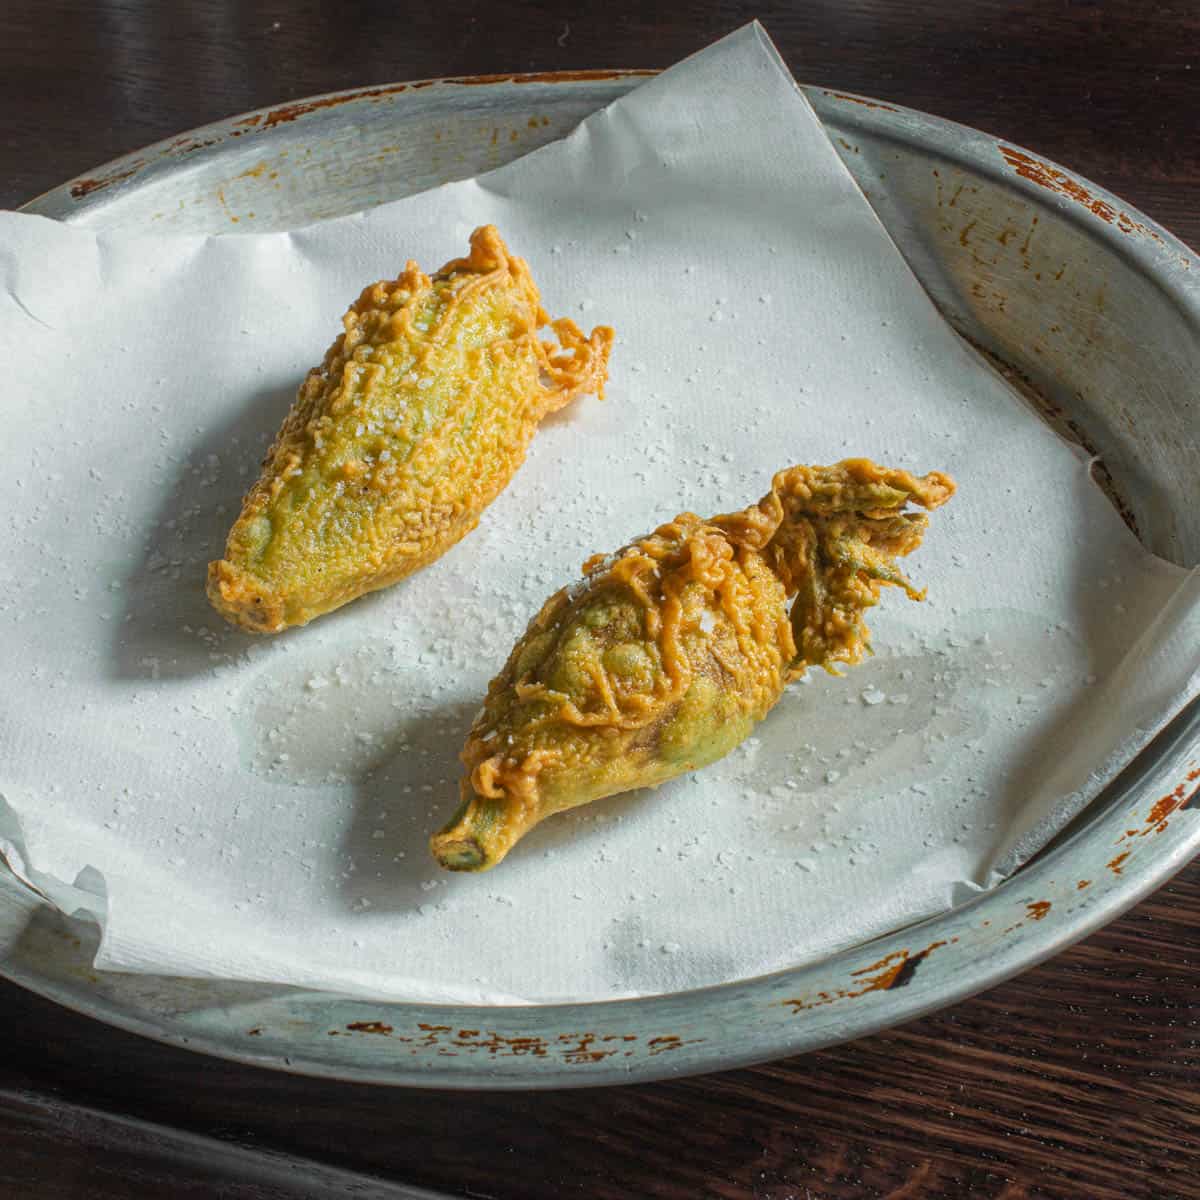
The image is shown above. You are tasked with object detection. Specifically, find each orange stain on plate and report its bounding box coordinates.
[998,146,1163,242]
[255,70,653,129]
[260,84,411,127]
[320,1022,700,1064]
[1119,772,1200,841]
[70,163,144,199]
[782,939,955,1012]
[824,90,899,112]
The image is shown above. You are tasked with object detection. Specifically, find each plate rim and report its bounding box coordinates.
[7,71,1200,1089]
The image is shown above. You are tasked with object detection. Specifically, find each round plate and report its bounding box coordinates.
[5,72,1198,1088]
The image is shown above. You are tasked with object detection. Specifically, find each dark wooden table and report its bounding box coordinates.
[2,3,1197,1197]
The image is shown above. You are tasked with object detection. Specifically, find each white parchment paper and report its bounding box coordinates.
[0,25,1196,1003]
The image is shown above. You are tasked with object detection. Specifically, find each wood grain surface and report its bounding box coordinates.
[1,2,1197,1198]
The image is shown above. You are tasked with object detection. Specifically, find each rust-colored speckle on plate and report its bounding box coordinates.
[439,68,655,87]
[998,146,1164,242]
[1077,879,1091,890]
[255,71,653,130]
[1018,214,1039,258]
[164,136,221,156]
[70,163,144,199]
[261,85,410,128]
[1108,851,1132,875]
[647,1035,703,1057]
[317,1022,701,1064]
[346,1020,393,1035]
[781,938,955,1012]
[1026,900,1052,921]
[1118,771,1200,841]
[824,90,899,113]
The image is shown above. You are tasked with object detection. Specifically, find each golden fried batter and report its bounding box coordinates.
[431,460,955,871]
[208,226,613,632]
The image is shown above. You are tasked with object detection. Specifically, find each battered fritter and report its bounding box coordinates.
[431,460,955,871]
[208,226,613,632]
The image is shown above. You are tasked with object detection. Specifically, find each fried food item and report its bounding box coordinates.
[208,226,613,633]
[431,460,955,871]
